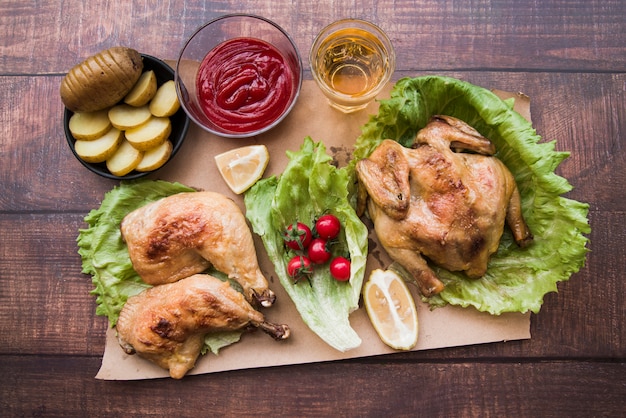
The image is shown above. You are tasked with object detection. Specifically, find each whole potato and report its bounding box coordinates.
[60,47,143,113]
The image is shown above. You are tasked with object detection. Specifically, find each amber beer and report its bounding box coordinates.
[310,19,395,113]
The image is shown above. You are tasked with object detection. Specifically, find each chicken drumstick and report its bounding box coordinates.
[116,274,290,379]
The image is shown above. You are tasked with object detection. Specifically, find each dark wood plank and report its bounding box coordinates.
[1,0,623,415]
[2,356,624,417]
[0,214,107,356]
[0,210,622,359]
[0,75,122,211]
[0,1,624,74]
[1,72,624,212]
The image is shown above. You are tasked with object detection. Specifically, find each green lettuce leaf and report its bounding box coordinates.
[350,75,590,315]
[77,179,241,352]
[245,138,369,351]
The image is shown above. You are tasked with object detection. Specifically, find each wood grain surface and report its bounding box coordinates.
[1,0,624,416]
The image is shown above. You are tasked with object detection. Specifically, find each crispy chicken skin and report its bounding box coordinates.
[116,274,290,379]
[356,115,533,297]
[120,191,275,307]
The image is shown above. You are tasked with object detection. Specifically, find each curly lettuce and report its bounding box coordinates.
[350,75,590,315]
[245,138,369,351]
[77,179,241,354]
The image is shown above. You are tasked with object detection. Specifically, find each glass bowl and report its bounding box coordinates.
[175,14,303,138]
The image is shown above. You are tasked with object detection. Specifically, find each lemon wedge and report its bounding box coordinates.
[363,268,418,350]
[215,145,270,194]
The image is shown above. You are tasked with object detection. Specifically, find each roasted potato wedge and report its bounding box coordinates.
[74,128,123,163]
[136,140,173,172]
[60,47,143,113]
[149,80,180,117]
[124,70,157,107]
[125,117,171,151]
[108,104,152,130]
[106,140,143,176]
[68,109,112,140]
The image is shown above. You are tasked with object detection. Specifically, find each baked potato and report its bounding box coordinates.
[125,116,171,151]
[125,70,157,107]
[149,80,180,117]
[73,128,123,163]
[68,109,112,140]
[108,104,151,130]
[106,140,143,176]
[60,47,143,112]
[136,140,173,172]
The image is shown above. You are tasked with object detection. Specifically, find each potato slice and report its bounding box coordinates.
[125,116,171,151]
[68,109,112,140]
[136,140,173,172]
[74,128,123,163]
[149,80,180,117]
[106,139,143,176]
[108,104,151,130]
[124,70,157,107]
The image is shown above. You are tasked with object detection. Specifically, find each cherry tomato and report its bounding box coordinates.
[330,257,351,281]
[284,222,312,251]
[315,214,341,240]
[308,238,331,264]
[287,255,313,282]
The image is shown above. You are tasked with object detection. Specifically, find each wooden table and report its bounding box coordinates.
[1,1,624,416]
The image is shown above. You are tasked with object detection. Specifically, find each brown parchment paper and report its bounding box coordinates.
[96,81,532,380]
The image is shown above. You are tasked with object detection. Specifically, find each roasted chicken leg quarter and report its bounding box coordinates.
[116,274,290,379]
[356,115,533,297]
[120,191,275,307]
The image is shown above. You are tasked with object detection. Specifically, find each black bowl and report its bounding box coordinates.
[64,53,190,180]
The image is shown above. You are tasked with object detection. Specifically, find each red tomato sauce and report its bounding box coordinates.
[197,37,295,133]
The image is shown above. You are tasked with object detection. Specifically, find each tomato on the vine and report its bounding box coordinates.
[284,215,350,283]
[284,222,312,251]
[308,238,331,264]
[287,255,312,281]
[330,257,351,281]
[315,214,341,240]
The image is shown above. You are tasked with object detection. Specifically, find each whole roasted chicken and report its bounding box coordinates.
[116,274,290,379]
[356,115,533,297]
[120,191,275,307]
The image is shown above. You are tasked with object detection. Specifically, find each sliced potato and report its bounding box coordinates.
[124,70,157,107]
[108,104,152,130]
[60,46,143,113]
[68,109,112,140]
[74,128,123,163]
[125,116,171,151]
[106,139,143,176]
[149,80,180,117]
[136,140,173,172]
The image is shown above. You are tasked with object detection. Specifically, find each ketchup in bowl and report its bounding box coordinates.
[196,38,295,134]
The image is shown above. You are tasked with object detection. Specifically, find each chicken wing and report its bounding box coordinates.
[120,191,275,307]
[116,274,290,379]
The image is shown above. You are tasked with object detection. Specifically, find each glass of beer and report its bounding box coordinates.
[310,19,395,113]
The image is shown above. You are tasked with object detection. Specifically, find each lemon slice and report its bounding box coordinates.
[363,268,418,350]
[215,145,270,194]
